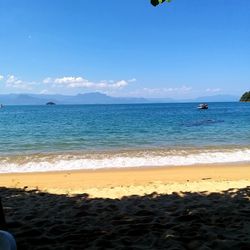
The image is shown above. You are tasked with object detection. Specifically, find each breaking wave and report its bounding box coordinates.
[1,147,250,173]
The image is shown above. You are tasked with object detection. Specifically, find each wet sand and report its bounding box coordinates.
[1,164,250,249]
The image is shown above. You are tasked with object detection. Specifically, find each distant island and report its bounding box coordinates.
[46,101,56,105]
[240,91,250,102]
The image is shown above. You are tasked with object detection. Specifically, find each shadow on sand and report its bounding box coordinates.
[0,186,250,250]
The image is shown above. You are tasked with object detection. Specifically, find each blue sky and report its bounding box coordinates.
[0,0,249,98]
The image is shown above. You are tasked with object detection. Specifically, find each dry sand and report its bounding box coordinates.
[1,164,250,249]
[0,163,250,198]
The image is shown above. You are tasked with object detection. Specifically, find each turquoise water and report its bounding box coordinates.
[0,102,250,172]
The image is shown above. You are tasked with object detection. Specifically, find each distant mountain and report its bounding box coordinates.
[192,95,239,102]
[176,95,239,103]
[0,93,239,105]
[0,94,51,105]
[146,97,176,103]
[146,95,239,103]
[70,92,148,104]
[0,92,148,105]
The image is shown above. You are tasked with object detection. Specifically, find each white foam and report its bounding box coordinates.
[1,148,250,173]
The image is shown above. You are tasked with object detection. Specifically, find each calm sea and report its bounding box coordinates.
[0,102,250,173]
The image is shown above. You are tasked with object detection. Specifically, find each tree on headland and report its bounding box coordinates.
[151,0,172,7]
[240,91,250,102]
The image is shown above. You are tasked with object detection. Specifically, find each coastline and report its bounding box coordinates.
[1,163,250,198]
[2,146,250,173]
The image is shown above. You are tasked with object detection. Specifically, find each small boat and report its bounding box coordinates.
[197,103,208,109]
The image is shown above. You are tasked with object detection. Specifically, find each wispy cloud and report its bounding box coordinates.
[125,85,193,98]
[39,89,50,94]
[206,88,221,93]
[142,85,192,94]
[44,76,136,90]
[128,78,136,83]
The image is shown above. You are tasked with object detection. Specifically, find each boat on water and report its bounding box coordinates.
[197,103,208,109]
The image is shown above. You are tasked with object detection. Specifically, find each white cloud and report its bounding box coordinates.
[113,80,128,88]
[206,88,221,93]
[6,75,23,85]
[5,75,34,90]
[44,76,136,90]
[1,73,136,94]
[43,77,52,84]
[54,77,92,88]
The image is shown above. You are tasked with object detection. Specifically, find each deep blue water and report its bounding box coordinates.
[0,102,250,172]
[1,102,250,154]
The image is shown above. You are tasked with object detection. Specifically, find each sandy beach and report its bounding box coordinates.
[1,164,250,249]
[1,163,250,198]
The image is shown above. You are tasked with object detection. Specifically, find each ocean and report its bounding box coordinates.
[0,102,250,173]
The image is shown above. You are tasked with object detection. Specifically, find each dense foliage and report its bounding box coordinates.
[240,91,250,102]
[151,0,171,7]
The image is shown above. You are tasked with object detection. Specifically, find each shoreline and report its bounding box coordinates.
[1,146,250,173]
[1,163,250,198]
